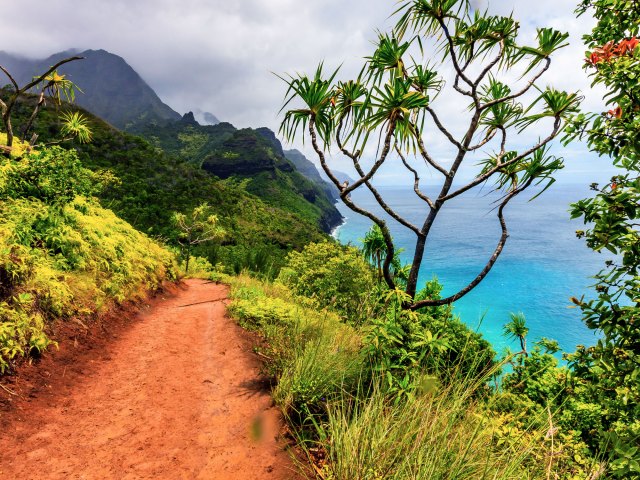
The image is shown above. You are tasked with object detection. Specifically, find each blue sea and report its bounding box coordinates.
[333,183,606,355]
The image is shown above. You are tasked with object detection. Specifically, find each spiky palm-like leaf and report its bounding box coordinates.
[60,111,92,143]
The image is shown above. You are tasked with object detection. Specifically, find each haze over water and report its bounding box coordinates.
[334,183,605,355]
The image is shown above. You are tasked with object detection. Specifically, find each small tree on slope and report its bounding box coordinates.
[172,203,225,274]
[280,0,580,309]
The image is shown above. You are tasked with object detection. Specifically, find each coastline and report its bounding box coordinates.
[330,215,346,239]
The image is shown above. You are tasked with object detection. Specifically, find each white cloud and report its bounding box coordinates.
[0,0,610,184]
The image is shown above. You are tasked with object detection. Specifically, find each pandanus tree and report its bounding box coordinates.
[280,0,581,309]
[0,55,91,154]
[503,311,529,356]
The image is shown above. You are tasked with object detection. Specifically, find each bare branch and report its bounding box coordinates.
[21,91,47,142]
[473,40,505,88]
[395,144,435,210]
[410,178,534,309]
[20,56,83,93]
[309,117,397,290]
[343,122,395,195]
[0,65,19,90]
[467,128,497,151]
[414,132,449,177]
[425,106,464,150]
[437,18,474,88]
[336,121,422,235]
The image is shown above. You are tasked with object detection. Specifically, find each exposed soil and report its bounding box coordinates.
[0,279,303,479]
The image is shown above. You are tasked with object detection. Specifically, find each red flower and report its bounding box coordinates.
[606,106,623,118]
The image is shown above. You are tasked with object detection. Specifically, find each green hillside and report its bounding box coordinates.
[130,114,343,233]
[4,89,328,275]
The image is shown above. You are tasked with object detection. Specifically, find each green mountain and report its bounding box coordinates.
[1,48,342,234]
[5,89,328,274]
[283,148,340,201]
[0,49,181,129]
[131,115,343,233]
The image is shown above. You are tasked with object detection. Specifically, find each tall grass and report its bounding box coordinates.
[309,373,546,480]
[227,274,576,479]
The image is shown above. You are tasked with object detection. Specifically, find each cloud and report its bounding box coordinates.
[0,0,607,184]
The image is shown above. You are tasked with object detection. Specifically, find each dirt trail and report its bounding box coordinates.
[0,279,302,479]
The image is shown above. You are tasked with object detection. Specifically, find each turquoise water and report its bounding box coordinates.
[333,183,604,354]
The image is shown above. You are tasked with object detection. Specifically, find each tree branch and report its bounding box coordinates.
[0,65,19,90]
[410,178,534,309]
[395,143,435,210]
[343,123,395,196]
[467,128,497,151]
[425,105,464,150]
[336,120,422,235]
[21,56,83,93]
[473,40,505,88]
[481,58,551,111]
[309,116,397,290]
[437,17,474,88]
[440,116,561,202]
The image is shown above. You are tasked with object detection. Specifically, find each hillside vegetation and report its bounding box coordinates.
[0,146,176,372]
[130,114,343,232]
[4,90,329,276]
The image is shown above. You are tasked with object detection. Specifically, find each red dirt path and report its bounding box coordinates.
[0,279,303,479]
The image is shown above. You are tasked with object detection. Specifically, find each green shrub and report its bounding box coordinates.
[0,146,98,205]
[0,146,177,371]
[278,241,376,322]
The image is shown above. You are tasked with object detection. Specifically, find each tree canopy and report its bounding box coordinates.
[280,0,580,309]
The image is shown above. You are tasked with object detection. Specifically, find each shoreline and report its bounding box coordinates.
[330,216,346,239]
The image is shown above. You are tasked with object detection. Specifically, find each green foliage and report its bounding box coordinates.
[365,282,495,400]
[0,146,177,372]
[3,94,329,278]
[130,118,341,234]
[279,0,580,306]
[314,380,554,480]
[1,146,98,204]
[227,265,594,478]
[361,224,408,285]
[277,241,376,323]
[59,111,92,143]
[228,275,362,427]
[562,1,640,474]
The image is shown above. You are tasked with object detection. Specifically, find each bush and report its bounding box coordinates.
[0,146,177,372]
[277,241,376,322]
[0,146,99,205]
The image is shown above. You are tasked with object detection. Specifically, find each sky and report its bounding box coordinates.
[0,0,617,185]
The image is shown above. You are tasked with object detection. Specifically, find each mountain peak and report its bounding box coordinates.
[181,111,199,125]
[0,49,181,129]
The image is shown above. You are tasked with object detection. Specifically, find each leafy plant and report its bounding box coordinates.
[278,241,377,323]
[280,0,580,309]
[0,57,91,152]
[172,203,225,274]
[562,1,640,474]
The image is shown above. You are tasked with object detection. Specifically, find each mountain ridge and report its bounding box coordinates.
[0,49,181,129]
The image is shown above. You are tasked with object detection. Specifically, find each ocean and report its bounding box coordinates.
[333,183,605,355]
